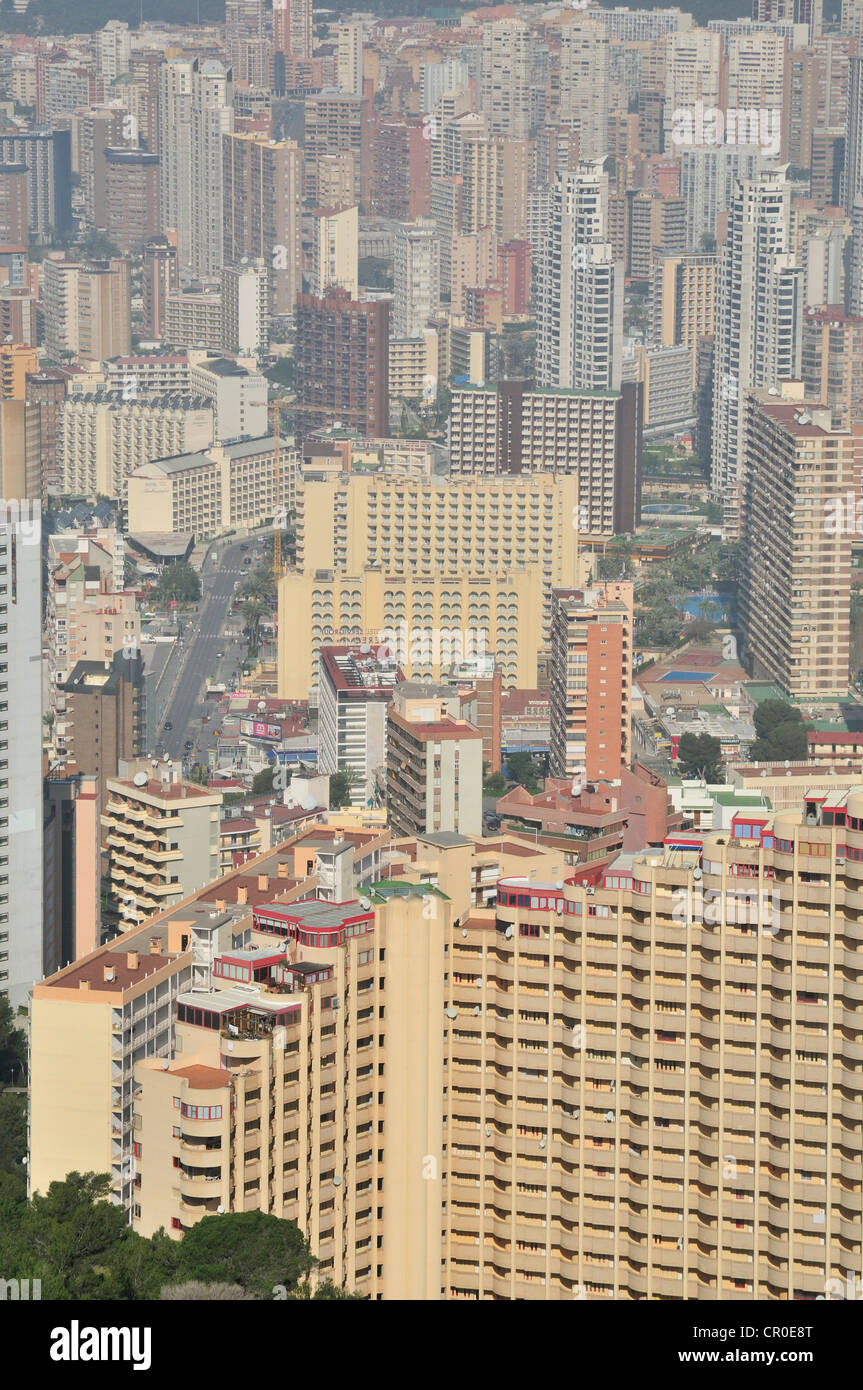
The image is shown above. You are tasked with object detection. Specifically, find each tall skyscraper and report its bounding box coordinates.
[159,59,234,278]
[295,290,389,438]
[740,391,859,699]
[537,163,623,392]
[549,584,634,785]
[336,21,364,97]
[558,18,610,159]
[0,509,44,1008]
[711,169,802,536]
[393,220,440,339]
[142,235,179,340]
[311,204,359,298]
[222,133,303,318]
[480,19,535,138]
[273,0,312,60]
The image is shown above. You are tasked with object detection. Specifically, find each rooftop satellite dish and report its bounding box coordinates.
[258,700,266,711]
[556,880,564,889]
[133,771,148,786]
[163,753,170,762]
[359,896,371,910]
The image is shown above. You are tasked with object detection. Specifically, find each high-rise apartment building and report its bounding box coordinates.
[711,170,802,536]
[369,116,431,222]
[336,22,364,97]
[273,0,312,59]
[386,688,483,838]
[0,163,29,247]
[448,381,642,535]
[549,583,634,785]
[221,259,270,360]
[292,471,581,641]
[303,93,368,207]
[101,760,222,929]
[318,645,402,807]
[61,652,146,806]
[222,133,303,318]
[311,204,359,299]
[558,18,610,159]
[277,568,545,698]
[295,290,389,438]
[0,128,72,240]
[393,220,440,339]
[75,109,126,230]
[651,253,716,387]
[33,794,863,1299]
[480,19,535,139]
[0,509,43,1008]
[740,393,860,701]
[103,149,161,255]
[58,392,214,498]
[537,164,623,393]
[627,189,686,281]
[159,58,234,278]
[142,235,179,340]
[41,255,131,362]
[801,305,863,426]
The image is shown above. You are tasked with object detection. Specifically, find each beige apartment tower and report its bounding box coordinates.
[740,393,861,702]
[30,796,863,1298]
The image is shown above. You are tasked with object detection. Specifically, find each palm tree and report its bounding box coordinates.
[240,597,269,653]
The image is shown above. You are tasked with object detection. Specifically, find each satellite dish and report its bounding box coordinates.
[556,880,564,889]
[359,896,371,909]
[445,1005,458,1019]
[163,753,170,762]
[504,924,514,939]
[133,771,148,786]
[332,1175,342,1187]
[693,867,702,880]
[258,700,266,711]
[217,1205,225,1214]
[461,928,467,937]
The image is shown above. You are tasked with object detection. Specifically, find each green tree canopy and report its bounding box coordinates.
[172,1210,313,1299]
[329,769,359,808]
[155,562,201,607]
[505,752,545,795]
[750,701,808,763]
[0,997,26,1084]
[677,732,723,783]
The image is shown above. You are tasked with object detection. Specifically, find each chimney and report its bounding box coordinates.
[277,861,289,879]
[103,965,115,983]
[79,979,91,991]
[215,898,226,912]
[237,884,248,904]
[127,951,139,970]
[149,936,161,955]
[258,874,268,891]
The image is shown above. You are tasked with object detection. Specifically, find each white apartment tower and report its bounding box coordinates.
[393,220,441,340]
[537,162,623,392]
[0,512,43,1008]
[711,169,802,537]
[160,59,234,278]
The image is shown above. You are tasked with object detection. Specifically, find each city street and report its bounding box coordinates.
[157,536,262,762]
